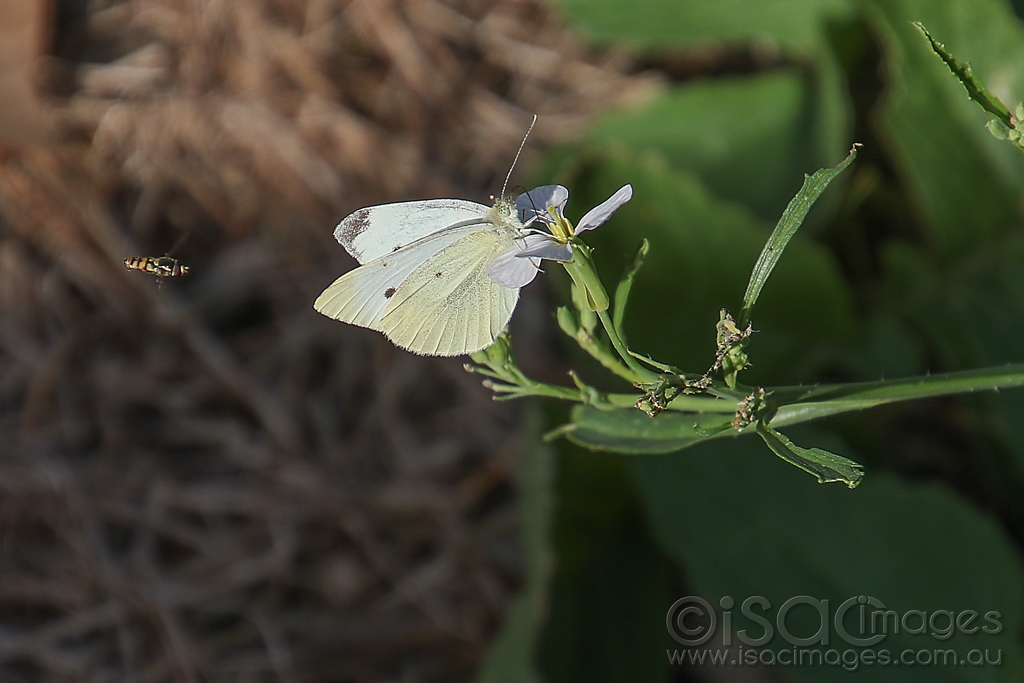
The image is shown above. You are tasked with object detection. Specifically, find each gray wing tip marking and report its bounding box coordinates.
[335,207,372,257]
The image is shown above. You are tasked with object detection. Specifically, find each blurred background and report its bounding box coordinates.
[2,0,1024,682]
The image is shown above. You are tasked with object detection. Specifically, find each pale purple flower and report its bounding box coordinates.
[487,184,633,288]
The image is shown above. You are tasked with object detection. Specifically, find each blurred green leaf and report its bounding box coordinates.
[632,433,1024,681]
[540,143,854,383]
[538,448,672,683]
[556,0,853,53]
[875,238,1024,531]
[477,411,555,683]
[587,70,850,221]
[862,0,1024,256]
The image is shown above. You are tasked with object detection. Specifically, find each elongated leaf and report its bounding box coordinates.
[863,0,1024,256]
[755,422,864,487]
[611,239,648,334]
[739,144,858,326]
[914,22,1014,126]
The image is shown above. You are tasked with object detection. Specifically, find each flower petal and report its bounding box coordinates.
[516,185,569,224]
[488,244,542,288]
[575,184,632,233]
[516,239,572,261]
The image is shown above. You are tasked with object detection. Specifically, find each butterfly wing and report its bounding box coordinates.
[335,200,490,264]
[380,227,520,356]
[314,222,484,331]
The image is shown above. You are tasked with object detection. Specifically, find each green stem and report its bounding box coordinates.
[770,363,1024,427]
[561,244,661,386]
[485,371,738,412]
[500,382,585,402]
[596,309,661,385]
[574,329,641,383]
[661,393,739,412]
[564,246,610,312]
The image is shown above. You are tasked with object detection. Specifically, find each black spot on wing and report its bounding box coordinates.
[384,287,396,299]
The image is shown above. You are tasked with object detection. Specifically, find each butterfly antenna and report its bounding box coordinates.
[501,114,537,199]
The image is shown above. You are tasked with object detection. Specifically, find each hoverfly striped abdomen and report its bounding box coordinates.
[124,255,190,279]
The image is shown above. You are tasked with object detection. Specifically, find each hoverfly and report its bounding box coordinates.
[123,255,189,279]
[124,234,190,286]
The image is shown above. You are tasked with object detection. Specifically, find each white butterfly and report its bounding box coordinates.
[313,194,539,356]
[314,180,633,356]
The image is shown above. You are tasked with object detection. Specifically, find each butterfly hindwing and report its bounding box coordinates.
[380,227,519,356]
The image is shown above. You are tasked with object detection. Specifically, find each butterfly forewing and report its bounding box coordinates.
[380,228,519,356]
[336,200,491,264]
[313,221,486,331]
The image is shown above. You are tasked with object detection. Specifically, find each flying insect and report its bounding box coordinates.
[123,254,189,279]
[124,233,190,286]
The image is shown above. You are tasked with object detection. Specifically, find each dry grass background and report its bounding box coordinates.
[0,0,654,680]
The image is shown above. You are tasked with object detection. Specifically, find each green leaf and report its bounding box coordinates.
[739,144,858,326]
[755,422,864,487]
[555,0,853,53]
[872,239,1024,534]
[587,70,851,222]
[914,22,1014,126]
[611,239,648,335]
[538,513,672,683]
[537,144,854,383]
[632,437,1024,681]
